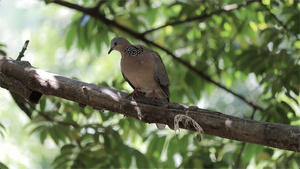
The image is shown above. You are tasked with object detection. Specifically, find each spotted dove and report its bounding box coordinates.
[108,37,170,129]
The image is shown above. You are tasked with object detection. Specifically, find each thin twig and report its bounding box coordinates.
[142,0,260,35]
[39,111,80,128]
[38,112,83,148]
[234,143,246,169]
[17,40,29,61]
[250,108,257,120]
[204,19,248,78]
[234,108,257,168]
[51,0,264,112]
[144,39,264,112]
[94,0,107,9]
[260,2,291,36]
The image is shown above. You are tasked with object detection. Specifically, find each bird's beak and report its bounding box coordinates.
[108,46,114,54]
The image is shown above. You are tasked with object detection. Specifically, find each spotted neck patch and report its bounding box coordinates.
[124,45,144,56]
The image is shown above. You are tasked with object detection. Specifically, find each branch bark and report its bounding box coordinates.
[51,0,265,112]
[0,55,299,152]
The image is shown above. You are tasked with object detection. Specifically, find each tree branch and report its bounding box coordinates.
[142,0,261,35]
[38,111,80,128]
[0,55,299,152]
[234,108,257,168]
[260,1,291,36]
[51,0,265,112]
[0,62,41,104]
[93,0,107,10]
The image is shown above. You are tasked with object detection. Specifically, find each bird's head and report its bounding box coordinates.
[108,37,131,54]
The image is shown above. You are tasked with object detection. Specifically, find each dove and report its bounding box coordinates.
[108,37,170,129]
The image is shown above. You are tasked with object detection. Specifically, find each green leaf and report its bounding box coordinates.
[2,1,300,168]
[0,123,5,131]
[53,144,77,169]
[29,125,47,135]
[39,130,48,143]
[134,150,149,168]
[39,97,46,112]
[44,0,54,4]
[0,50,6,56]
[65,25,77,50]
[0,162,8,169]
[49,126,61,145]
[61,144,76,155]
[30,115,47,124]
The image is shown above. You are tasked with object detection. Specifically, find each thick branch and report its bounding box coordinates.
[0,55,299,152]
[0,61,41,104]
[0,72,33,100]
[51,0,265,112]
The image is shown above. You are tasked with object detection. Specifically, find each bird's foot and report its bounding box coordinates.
[151,90,159,102]
[127,88,140,100]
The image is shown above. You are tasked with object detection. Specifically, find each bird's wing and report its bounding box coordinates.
[151,51,170,99]
[122,72,135,89]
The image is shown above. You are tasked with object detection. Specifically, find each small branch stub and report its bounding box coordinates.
[17,40,30,61]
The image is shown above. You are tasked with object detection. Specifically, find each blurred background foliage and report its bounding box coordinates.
[0,0,299,168]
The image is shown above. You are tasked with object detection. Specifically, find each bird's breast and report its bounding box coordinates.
[121,55,160,91]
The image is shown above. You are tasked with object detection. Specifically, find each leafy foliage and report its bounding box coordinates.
[0,162,8,169]
[2,0,300,168]
[0,123,5,139]
[0,43,7,56]
[0,42,7,166]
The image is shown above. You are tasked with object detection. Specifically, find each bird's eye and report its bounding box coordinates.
[114,42,117,45]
